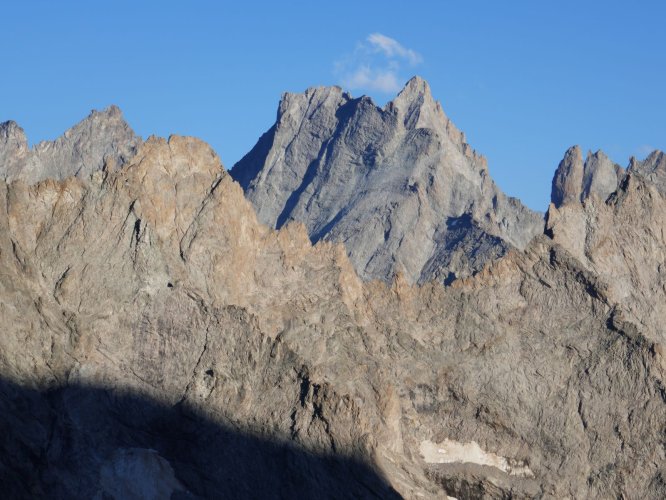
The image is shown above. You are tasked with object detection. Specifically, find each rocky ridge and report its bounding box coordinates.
[0,104,664,499]
[0,105,140,184]
[550,145,625,207]
[231,76,544,284]
[547,146,666,343]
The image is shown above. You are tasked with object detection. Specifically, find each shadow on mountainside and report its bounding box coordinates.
[0,377,401,499]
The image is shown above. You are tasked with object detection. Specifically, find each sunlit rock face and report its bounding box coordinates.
[547,146,666,343]
[231,76,543,285]
[0,105,664,499]
[551,145,625,208]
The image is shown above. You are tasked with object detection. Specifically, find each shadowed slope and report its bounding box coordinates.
[0,377,400,499]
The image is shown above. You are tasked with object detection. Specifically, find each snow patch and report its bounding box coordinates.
[419,439,533,477]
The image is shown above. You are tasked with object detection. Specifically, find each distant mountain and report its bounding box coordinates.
[231,76,544,284]
[0,105,140,183]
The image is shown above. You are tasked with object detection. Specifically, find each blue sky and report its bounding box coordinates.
[2,0,664,210]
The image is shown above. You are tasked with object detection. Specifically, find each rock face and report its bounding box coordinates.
[547,147,666,343]
[0,108,665,499]
[231,76,543,284]
[0,105,140,183]
[551,145,624,207]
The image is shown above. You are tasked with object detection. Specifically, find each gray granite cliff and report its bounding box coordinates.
[231,77,544,284]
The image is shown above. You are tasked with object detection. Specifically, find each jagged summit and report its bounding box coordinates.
[549,145,666,208]
[231,76,543,284]
[0,105,141,183]
[389,76,445,132]
[390,76,435,114]
[546,143,666,347]
[628,149,666,192]
[391,77,478,155]
[552,145,624,207]
[0,121,29,170]
[0,119,27,143]
[398,74,430,93]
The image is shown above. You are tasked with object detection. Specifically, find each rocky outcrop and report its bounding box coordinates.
[547,147,666,345]
[0,105,140,183]
[0,105,664,498]
[629,150,666,193]
[231,76,544,284]
[551,145,585,206]
[551,145,624,207]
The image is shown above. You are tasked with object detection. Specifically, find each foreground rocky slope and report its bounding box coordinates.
[231,77,543,284]
[0,109,664,499]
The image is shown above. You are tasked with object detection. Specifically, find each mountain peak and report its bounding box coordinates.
[551,145,624,207]
[0,121,29,170]
[0,106,141,183]
[62,104,129,139]
[635,149,665,167]
[0,119,24,134]
[388,76,442,130]
[102,104,122,117]
[0,120,28,148]
[628,150,666,192]
[397,75,432,100]
[231,78,543,285]
[276,85,351,131]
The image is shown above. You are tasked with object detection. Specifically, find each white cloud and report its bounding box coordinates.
[367,33,423,66]
[334,33,423,95]
[341,66,401,93]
